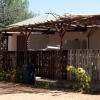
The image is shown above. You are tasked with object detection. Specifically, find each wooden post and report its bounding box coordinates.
[60,36,63,52]
[87,36,89,49]
[55,22,71,79]
[24,29,32,64]
[87,27,96,49]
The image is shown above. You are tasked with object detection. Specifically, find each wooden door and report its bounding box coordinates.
[17,35,27,51]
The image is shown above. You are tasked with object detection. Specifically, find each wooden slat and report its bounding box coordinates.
[0,50,100,82]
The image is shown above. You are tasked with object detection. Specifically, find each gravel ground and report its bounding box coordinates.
[0,82,100,100]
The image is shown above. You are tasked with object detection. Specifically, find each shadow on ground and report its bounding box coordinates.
[0,81,100,95]
[0,82,68,96]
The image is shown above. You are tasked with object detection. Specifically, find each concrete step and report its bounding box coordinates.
[35,77,74,89]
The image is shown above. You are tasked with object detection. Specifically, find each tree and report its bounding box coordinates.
[0,0,33,28]
[0,0,34,50]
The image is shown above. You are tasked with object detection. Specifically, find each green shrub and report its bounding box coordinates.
[0,66,25,83]
[66,66,91,92]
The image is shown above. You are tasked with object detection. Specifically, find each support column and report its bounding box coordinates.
[55,23,71,79]
[24,29,32,64]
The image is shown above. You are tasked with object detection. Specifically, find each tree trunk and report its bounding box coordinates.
[56,37,63,79]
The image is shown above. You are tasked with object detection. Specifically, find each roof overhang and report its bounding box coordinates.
[1,14,100,35]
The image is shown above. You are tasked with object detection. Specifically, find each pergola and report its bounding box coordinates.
[0,13,100,51]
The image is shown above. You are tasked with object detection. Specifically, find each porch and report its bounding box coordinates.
[0,14,100,84]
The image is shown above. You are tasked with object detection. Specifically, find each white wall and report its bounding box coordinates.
[89,28,100,49]
[8,35,17,51]
[28,30,88,50]
[7,28,100,51]
[48,31,88,49]
[28,34,49,50]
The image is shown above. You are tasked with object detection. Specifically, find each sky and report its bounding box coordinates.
[28,0,100,15]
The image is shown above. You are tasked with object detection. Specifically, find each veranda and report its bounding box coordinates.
[0,14,100,83]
